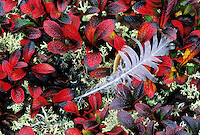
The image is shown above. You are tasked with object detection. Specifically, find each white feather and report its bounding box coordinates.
[75,34,171,99]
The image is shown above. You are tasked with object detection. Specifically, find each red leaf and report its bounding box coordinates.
[114,35,126,51]
[94,19,115,41]
[62,24,82,41]
[84,51,102,70]
[134,103,151,117]
[90,67,110,78]
[158,56,173,67]
[3,0,17,12]
[52,89,74,103]
[103,31,117,47]
[20,39,31,46]
[14,61,28,68]
[134,1,157,15]
[31,63,55,74]
[32,96,50,109]
[30,108,40,118]
[117,110,134,129]
[0,28,4,37]
[9,68,26,81]
[60,101,79,114]
[190,78,200,90]
[138,21,158,44]
[9,49,21,67]
[83,120,99,130]
[19,126,35,135]
[25,27,41,39]
[163,71,175,84]
[43,20,64,40]
[65,128,82,135]
[107,1,130,15]
[23,41,35,63]
[155,66,171,76]
[105,126,124,135]
[172,20,184,37]
[74,117,86,125]
[160,0,178,29]
[145,79,157,99]
[85,21,96,44]
[57,0,68,12]
[47,40,68,54]
[11,88,24,103]
[68,10,80,30]
[89,93,102,112]
[180,46,200,66]
[2,60,13,75]
[49,5,61,19]
[0,80,11,92]
[68,40,82,51]
[131,77,143,88]
[0,64,7,79]
[175,73,188,85]
[99,0,107,12]
[28,85,42,98]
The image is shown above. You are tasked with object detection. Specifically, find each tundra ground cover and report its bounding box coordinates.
[0,0,200,134]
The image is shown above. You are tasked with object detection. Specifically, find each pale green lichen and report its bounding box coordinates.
[0,32,24,53]
[115,22,130,39]
[102,110,120,132]
[146,92,165,106]
[7,103,24,114]
[179,72,200,99]
[11,106,74,135]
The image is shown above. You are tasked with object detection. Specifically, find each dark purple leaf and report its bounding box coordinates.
[181,116,198,135]
[83,120,99,130]
[165,126,174,135]
[124,15,143,29]
[90,67,110,78]
[160,105,173,120]
[117,110,135,129]
[25,27,41,39]
[134,103,151,118]
[161,120,178,129]
[85,7,100,15]
[117,84,133,101]
[109,97,131,110]
[0,1,6,16]
[146,120,155,135]
[107,1,130,15]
